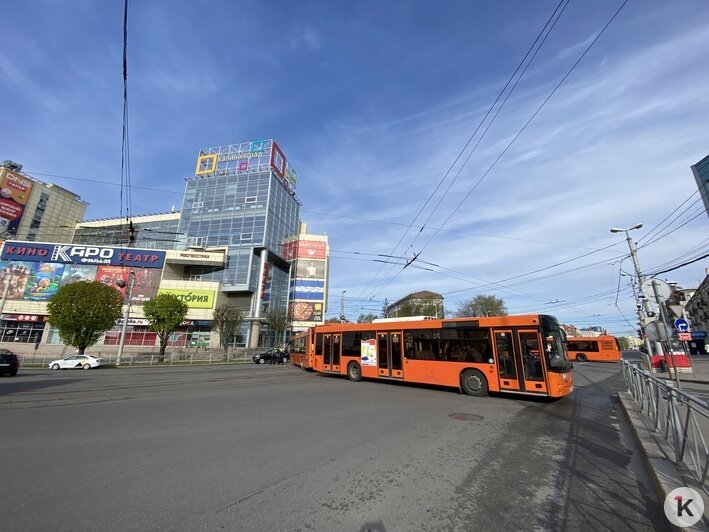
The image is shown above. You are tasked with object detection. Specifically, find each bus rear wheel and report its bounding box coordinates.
[576,353,587,362]
[461,369,488,397]
[347,361,362,382]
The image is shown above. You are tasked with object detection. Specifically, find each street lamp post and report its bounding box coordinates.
[115,271,136,367]
[340,291,346,322]
[610,224,657,365]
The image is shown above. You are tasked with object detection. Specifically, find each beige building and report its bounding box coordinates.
[0,164,86,243]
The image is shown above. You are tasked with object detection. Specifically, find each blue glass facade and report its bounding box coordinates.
[178,169,299,302]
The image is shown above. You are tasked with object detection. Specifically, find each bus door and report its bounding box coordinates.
[493,331,520,392]
[323,333,341,373]
[377,332,403,379]
[516,330,548,394]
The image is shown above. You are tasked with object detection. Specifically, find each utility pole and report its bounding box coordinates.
[610,224,657,366]
[115,271,136,366]
[340,290,346,322]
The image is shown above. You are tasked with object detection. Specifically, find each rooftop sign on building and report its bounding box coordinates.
[194,139,297,192]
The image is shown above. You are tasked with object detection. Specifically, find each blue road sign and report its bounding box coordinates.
[674,318,690,332]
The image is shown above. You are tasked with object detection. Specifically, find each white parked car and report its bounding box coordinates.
[49,354,105,370]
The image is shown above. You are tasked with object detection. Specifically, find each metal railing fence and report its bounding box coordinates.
[621,360,709,491]
[18,348,263,368]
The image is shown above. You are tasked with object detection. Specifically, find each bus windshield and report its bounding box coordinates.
[542,320,572,372]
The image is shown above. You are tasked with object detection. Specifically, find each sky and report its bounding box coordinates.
[1,0,709,335]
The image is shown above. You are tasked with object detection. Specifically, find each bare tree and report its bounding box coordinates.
[264,308,290,348]
[212,304,246,357]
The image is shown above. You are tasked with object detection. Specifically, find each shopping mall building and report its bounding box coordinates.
[0,140,329,355]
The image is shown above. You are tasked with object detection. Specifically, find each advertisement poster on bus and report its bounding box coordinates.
[289,301,323,323]
[60,264,98,286]
[0,260,33,300]
[96,265,130,297]
[0,171,34,239]
[24,262,65,301]
[361,338,377,366]
[295,260,326,279]
[131,268,160,304]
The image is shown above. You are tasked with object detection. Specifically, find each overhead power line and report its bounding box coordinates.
[356,0,572,302]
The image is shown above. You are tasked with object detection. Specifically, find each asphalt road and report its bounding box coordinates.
[1,361,670,531]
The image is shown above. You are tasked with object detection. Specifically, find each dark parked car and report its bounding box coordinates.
[0,349,20,376]
[252,349,288,365]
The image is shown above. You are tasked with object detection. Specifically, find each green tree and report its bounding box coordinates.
[212,304,245,356]
[395,300,444,318]
[264,308,290,347]
[47,281,124,354]
[455,295,507,317]
[143,293,189,363]
[618,336,630,350]
[357,313,379,323]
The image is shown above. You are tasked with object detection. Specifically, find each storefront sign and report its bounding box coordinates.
[1,313,43,322]
[1,241,166,268]
[158,288,215,309]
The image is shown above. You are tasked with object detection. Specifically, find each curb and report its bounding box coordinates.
[617,392,709,531]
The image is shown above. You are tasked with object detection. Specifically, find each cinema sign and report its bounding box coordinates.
[1,241,166,269]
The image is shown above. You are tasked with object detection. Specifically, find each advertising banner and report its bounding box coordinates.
[158,288,215,309]
[131,268,160,304]
[295,260,326,279]
[24,262,65,301]
[97,265,130,297]
[290,279,325,301]
[0,260,33,300]
[0,241,166,268]
[281,240,327,260]
[361,338,377,366]
[289,301,324,323]
[0,171,34,239]
[60,264,98,286]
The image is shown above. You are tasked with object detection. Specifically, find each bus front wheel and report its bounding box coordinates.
[461,369,488,397]
[576,353,587,362]
[347,361,362,382]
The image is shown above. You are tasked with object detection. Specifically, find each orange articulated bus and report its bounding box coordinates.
[565,335,621,362]
[294,314,573,399]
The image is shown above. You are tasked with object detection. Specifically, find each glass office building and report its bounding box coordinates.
[183,140,300,346]
[74,212,181,249]
[692,154,709,220]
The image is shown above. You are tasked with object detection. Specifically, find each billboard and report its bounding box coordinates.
[295,260,326,279]
[281,240,327,260]
[194,139,297,192]
[158,288,215,309]
[290,279,325,301]
[0,259,160,305]
[289,301,324,323]
[0,171,34,239]
[24,262,65,301]
[1,241,166,269]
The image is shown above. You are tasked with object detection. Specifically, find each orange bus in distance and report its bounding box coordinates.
[301,314,573,398]
[288,330,311,368]
[565,335,621,362]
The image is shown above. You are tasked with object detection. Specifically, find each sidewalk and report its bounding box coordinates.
[642,354,709,385]
[618,356,709,530]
